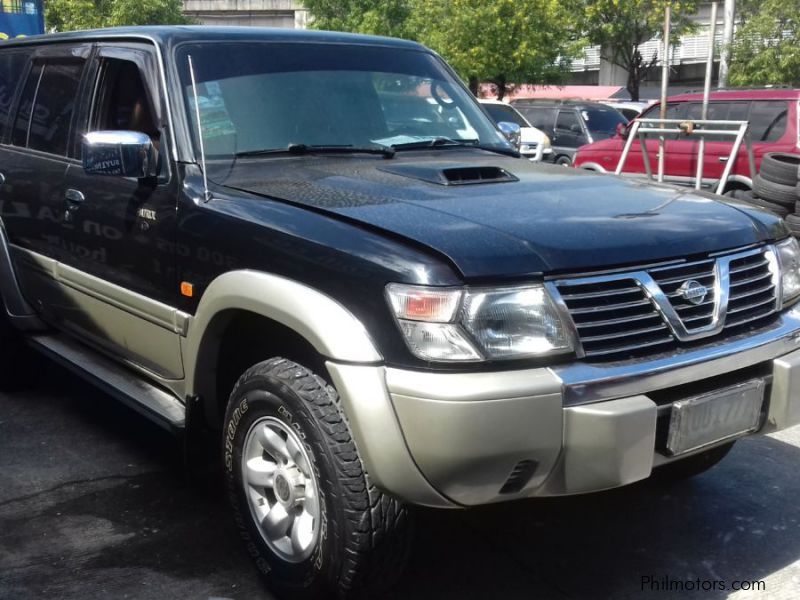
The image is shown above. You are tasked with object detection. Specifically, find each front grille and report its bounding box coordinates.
[558,278,672,357]
[553,246,779,361]
[727,252,776,327]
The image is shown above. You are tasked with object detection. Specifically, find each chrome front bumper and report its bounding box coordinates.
[328,308,800,509]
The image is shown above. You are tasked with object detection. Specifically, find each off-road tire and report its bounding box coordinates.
[754,174,797,207]
[758,152,800,187]
[739,191,791,218]
[222,357,411,599]
[653,441,735,482]
[784,213,800,237]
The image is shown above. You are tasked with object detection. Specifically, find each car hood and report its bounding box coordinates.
[221,150,786,280]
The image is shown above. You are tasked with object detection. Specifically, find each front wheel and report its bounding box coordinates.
[223,357,411,599]
[555,155,572,167]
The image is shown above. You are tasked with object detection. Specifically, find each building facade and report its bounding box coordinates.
[182,0,309,29]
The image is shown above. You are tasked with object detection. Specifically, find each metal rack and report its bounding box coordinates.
[614,118,757,195]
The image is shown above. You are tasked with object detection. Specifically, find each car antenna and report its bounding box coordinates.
[187,55,212,203]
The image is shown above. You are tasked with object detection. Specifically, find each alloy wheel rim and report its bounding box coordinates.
[241,415,320,563]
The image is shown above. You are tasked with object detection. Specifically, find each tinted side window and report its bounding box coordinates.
[0,52,27,139]
[11,63,42,148]
[749,101,788,142]
[27,62,84,156]
[556,110,581,131]
[517,106,555,132]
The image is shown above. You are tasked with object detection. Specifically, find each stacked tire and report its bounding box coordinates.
[734,152,800,236]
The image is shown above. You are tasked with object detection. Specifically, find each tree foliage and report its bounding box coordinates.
[303,0,580,99]
[410,0,580,99]
[300,0,413,38]
[45,0,191,32]
[582,0,698,100]
[728,0,800,87]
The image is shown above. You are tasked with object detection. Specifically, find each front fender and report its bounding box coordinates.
[183,269,383,398]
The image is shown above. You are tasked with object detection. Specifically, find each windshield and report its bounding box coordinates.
[176,42,510,171]
[580,107,628,134]
[482,103,530,128]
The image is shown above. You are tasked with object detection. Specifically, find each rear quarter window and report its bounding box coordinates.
[748,101,788,142]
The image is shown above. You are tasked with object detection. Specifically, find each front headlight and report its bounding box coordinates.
[386,283,574,362]
[542,134,552,149]
[776,237,800,307]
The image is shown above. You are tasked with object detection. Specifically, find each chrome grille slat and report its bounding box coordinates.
[554,246,778,360]
[575,313,663,328]
[582,337,675,357]
[729,259,769,275]
[560,286,641,300]
[728,282,774,300]
[580,324,670,343]
[730,271,772,288]
[655,272,715,287]
[726,306,775,327]
[727,294,775,316]
[568,298,652,314]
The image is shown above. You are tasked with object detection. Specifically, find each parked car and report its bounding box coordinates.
[510,99,629,166]
[574,89,800,193]
[479,99,551,161]
[3,26,800,600]
[600,99,654,120]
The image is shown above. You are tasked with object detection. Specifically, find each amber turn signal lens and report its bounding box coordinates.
[180,281,194,297]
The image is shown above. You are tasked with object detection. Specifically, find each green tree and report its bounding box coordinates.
[582,0,698,100]
[411,0,580,99]
[302,0,414,38]
[46,0,191,32]
[728,0,800,86]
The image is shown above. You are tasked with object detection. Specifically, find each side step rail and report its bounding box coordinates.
[27,334,186,432]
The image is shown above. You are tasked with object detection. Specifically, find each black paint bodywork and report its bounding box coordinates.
[0,27,791,371]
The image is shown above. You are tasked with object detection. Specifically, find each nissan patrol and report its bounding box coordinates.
[1,26,800,599]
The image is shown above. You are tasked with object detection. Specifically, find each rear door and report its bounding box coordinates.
[553,109,586,157]
[0,44,90,319]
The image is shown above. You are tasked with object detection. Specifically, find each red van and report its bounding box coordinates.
[573,89,800,193]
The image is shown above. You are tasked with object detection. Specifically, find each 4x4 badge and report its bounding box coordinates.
[678,280,708,305]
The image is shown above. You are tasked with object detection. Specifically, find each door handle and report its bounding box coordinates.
[65,189,85,205]
[0,172,5,186]
[718,156,729,163]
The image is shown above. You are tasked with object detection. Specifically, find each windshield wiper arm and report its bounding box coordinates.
[235,143,395,159]
[391,137,478,151]
[391,137,519,157]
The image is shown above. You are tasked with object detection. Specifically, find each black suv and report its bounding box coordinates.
[2,27,800,600]
[511,99,628,165]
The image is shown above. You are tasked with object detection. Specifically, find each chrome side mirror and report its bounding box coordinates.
[497,121,521,149]
[82,131,158,178]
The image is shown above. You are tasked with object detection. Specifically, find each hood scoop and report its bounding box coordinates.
[379,163,518,186]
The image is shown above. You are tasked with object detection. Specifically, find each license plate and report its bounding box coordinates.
[666,379,765,456]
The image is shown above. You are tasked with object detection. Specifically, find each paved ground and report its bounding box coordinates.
[2,358,800,600]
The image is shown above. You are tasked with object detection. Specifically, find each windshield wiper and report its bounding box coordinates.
[391,137,478,150]
[391,137,519,157]
[235,143,395,159]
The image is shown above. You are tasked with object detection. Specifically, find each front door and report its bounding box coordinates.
[58,43,183,380]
